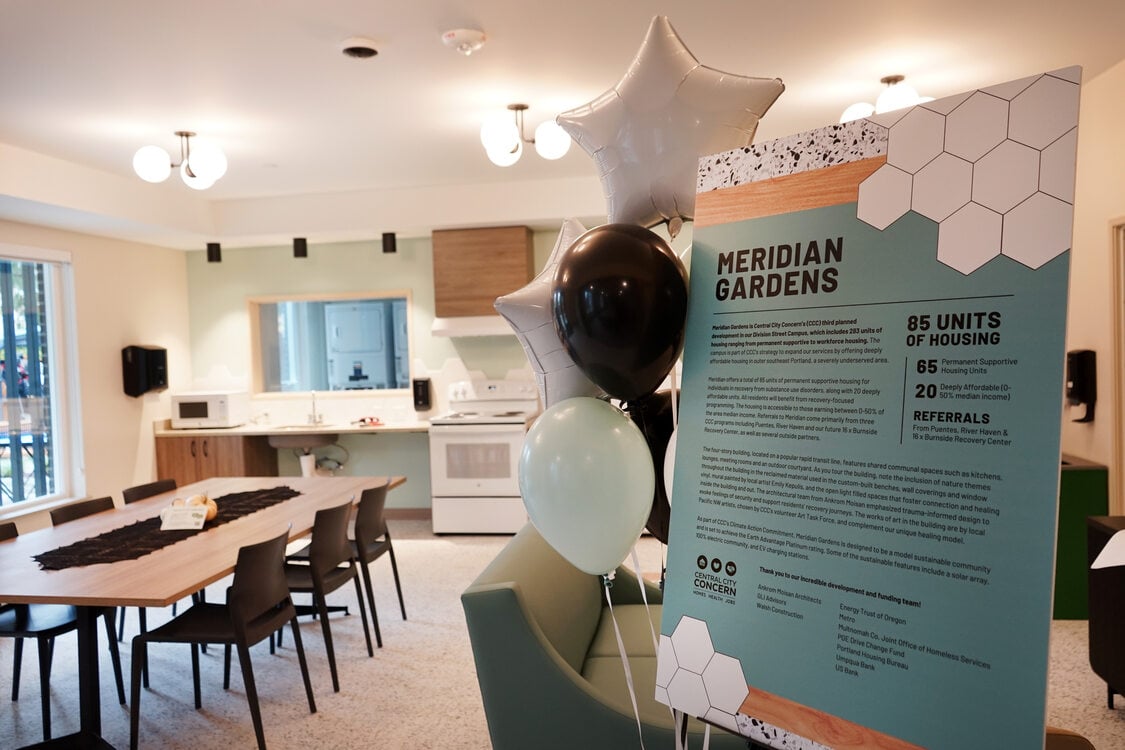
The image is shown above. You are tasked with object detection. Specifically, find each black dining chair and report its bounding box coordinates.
[0,519,126,742]
[282,500,372,692]
[49,495,115,525]
[44,496,127,707]
[121,478,177,505]
[129,527,317,750]
[117,478,179,643]
[350,483,407,647]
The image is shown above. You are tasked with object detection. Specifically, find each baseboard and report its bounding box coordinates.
[385,507,432,521]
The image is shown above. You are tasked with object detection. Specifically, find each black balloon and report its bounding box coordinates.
[552,224,688,402]
[625,390,676,544]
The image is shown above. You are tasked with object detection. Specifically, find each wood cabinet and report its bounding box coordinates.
[432,225,533,317]
[155,434,278,487]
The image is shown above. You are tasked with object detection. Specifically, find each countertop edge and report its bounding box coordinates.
[154,422,430,438]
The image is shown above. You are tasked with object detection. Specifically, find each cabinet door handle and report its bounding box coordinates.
[202,439,209,458]
[190,440,197,458]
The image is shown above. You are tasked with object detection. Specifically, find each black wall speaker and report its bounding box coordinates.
[206,242,222,263]
[293,237,308,258]
[412,378,432,410]
[1066,349,1096,422]
[382,232,397,254]
[122,345,168,397]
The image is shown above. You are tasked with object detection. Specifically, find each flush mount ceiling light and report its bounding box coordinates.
[840,75,934,123]
[480,104,572,167]
[133,131,227,190]
[340,36,378,59]
[441,28,486,56]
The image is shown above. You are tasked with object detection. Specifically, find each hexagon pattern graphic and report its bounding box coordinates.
[857,68,1080,274]
[661,616,751,730]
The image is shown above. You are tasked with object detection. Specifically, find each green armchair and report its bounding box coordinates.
[462,523,755,749]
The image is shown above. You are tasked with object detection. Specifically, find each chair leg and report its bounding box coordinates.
[235,641,267,750]
[191,643,202,710]
[37,637,51,741]
[223,644,232,690]
[352,569,374,657]
[315,594,340,692]
[359,561,383,648]
[129,639,146,750]
[117,606,126,641]
[289,617,317,715]
[388,542,407,620]
[101,609,127,704]
[11,638,22,701]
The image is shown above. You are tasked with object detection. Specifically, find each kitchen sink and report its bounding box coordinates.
[267,430,339,451]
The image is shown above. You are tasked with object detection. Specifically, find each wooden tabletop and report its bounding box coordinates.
[0,475,404,608]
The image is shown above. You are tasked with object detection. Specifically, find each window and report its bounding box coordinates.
[0,244,80,508]
[250,292,411,393]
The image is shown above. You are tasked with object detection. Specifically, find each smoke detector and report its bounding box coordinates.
[442,28,486,56]
[340,36,379,59]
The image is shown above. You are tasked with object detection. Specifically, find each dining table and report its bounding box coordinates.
[0,474,405,750]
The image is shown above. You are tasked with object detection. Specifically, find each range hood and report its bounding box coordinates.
[431,314,515,337]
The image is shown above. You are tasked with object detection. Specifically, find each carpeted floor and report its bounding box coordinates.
[1,521,1122,749]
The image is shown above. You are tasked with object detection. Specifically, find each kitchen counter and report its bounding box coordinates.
[154,419,430,438]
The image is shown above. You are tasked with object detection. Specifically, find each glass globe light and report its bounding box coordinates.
[533,120,571,160]
[486,139,522,167]
[839,102,876,123]
[480,115,520,155]
[875,81,921,114]
[186,139,227,182]
[133,145,171,183]
[180,161,216,190]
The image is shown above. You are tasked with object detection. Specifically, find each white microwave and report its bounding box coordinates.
[170,391,249,429]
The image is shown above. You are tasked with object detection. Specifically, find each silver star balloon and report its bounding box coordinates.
[557,15,784,237]
[494,218,605,407]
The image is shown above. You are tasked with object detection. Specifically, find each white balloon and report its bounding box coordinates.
[495,218,605,407]
[519,397,654,575]
[663,426,677,506]
[557,15,784,238]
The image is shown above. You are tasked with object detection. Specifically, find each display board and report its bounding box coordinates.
[658,68,1080,749]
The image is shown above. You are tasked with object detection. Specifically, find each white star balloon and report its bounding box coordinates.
[557,15,784,237]
[494,218,605,407]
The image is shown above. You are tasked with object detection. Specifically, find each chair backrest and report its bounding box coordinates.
[353,483,390,547]
[0,521,17,542]
[122,478,177,504]
[50,496,115,526]
[229,527,296,643]
[308,501,354,577]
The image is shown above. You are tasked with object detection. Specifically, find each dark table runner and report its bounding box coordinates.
[33,485,300,570]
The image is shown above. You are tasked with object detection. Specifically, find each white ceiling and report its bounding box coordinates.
[2,1,1123,249]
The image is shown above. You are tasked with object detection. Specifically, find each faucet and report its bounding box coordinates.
[307,391,323,425]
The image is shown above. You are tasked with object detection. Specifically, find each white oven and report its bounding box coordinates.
[428,379,538,534]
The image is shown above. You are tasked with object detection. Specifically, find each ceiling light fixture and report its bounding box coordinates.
[340,36,378,59]
[480,104,571,167]
[133,131,227,189]
[840,75,934,123]
[441,28,486,56]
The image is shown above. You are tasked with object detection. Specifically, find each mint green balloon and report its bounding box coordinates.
[519,397,655,575]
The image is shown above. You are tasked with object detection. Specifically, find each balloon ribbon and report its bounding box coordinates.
[603,572,646,750]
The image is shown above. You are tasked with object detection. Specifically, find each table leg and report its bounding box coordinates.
[76,605,102,736]
[18,605,114,749]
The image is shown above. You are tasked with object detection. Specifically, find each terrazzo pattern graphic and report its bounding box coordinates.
[697,119,888,191]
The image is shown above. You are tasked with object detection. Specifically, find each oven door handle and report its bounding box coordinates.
[429,424,525,436]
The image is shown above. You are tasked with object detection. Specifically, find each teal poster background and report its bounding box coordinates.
[661,201,1069,747]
